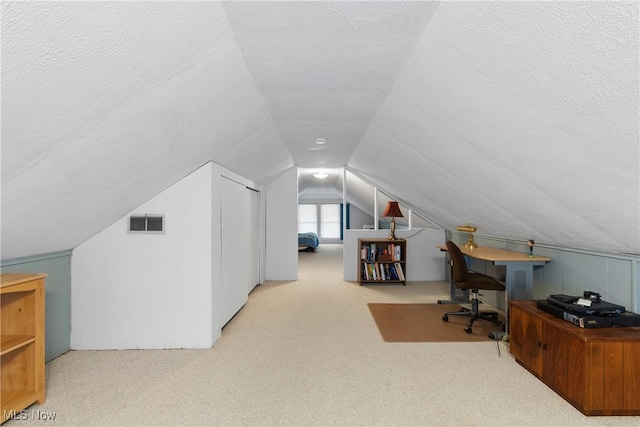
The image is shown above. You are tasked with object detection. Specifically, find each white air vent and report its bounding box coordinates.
[128,215,164,234]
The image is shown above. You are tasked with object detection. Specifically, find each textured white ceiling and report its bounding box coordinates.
[2,1,292,258]
[1,1,638,258]
[222,1,438,168]
[350,1,639,254]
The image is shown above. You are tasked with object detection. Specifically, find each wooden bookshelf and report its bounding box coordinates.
[1,273,47,424]
[358,238,406,285]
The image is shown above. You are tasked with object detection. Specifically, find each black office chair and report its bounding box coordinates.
[442,240,506,334]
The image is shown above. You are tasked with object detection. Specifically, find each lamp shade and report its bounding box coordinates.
[382,201,403,218]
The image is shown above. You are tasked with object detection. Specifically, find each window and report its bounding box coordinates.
[320,204,341,238]
[298,205,317,234]
[128,215,164,233]
[298,204,343,240]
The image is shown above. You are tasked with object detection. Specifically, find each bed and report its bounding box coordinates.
[298,232,320,252]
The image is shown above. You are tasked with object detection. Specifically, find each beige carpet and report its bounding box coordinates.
[368,303,504,342]
[13,244,639,426]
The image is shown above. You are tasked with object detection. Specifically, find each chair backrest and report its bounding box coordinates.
[446,240,468,282]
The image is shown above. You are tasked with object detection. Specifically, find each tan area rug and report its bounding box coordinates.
[367,303,504,342]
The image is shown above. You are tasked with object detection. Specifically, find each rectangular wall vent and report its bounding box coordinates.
[128,215,164,234]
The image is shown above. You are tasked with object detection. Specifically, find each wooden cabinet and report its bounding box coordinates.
[1,273,47,424]
[509,300,640,416]
[358,238,406,285]
[509,303,543,375]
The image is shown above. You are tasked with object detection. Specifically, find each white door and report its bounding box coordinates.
[220,177,259,326]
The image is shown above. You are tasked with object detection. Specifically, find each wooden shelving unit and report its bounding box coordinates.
[358,238,406,285]
[1,273,47,424]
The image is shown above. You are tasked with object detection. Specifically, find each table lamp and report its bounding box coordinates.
[382,201,403,240]
[457,224,478,249]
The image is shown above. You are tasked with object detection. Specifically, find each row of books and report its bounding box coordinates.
[361,262,405,281]
[360,243,402,262]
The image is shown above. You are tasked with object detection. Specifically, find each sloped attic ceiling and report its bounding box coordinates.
[2,1,294,259]
[1,1,638,260]
[351,1,639,255]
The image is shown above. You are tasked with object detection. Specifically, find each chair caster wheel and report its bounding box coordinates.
[464,326,472,334]
[442,314,449,322]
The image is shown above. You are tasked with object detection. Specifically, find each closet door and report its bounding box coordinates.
[247,188,260,293]
[220,177,258,326]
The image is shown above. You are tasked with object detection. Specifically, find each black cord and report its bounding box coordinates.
[490,321,506,357]
[403,228,425,239]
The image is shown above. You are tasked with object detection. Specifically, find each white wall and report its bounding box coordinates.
[266,168,298,280]
[72,164,214,349]
[343,229,446,282]
[71,162,263,350]
[348,204,374,230]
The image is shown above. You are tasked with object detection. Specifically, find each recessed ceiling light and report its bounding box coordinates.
[314,137,327,145]
[313,173,328,179]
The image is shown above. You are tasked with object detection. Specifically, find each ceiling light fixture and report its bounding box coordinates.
[313,172,328,179]
[314,137,327,145]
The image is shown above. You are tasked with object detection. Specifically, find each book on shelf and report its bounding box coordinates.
[360,242,403,262]
[362,262,408,281]
[387,263,398,280]
[394,262,405,281]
